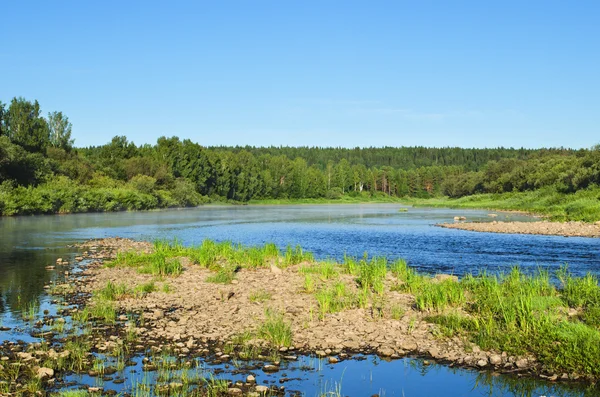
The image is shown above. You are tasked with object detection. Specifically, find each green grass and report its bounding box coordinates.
[206,267,236,284]
[299,260,339,280]
[108,251,183,276]
[315,282,358,319]
[249,289,272,303]
[50,390,92,397]
[356,256,387,294]
[258,309,293,347]
[95,281,131,301]
[407,185,600,222]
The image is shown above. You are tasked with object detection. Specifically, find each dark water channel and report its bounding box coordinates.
[1,204,599,396]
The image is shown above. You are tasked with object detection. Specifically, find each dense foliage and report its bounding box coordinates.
[1,97,599,219]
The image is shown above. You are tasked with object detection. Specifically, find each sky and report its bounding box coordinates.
[1,1,599,149]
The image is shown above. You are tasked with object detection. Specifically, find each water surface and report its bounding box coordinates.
[1,204,599,396]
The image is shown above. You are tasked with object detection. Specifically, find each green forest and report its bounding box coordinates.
[1,97,599,220]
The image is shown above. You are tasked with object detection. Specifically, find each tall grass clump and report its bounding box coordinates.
[138,253,183,276]
[315,282,357,319]
[356,256,387,294]
[206,266,236,284]
[414,280,466,311]
[258,309,293,347]
[95,281,130,301]
[299,260,338,280]
[557,266,600,308]
[283,244,314,266]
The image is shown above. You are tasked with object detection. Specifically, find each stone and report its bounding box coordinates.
[315,350,327,357]
[153,310,164,319]
[328,357,339,364]
[255,385,269,393]
[270,264,283,274]
[477,359,488,367]
[516,358,528,368]
[378,347,395,357]
[16,352,33,361]
[246,375,255,383]
[228,388,243,395]
[262,365,279,372]
[399,340,417,351]
[489,354,502,365]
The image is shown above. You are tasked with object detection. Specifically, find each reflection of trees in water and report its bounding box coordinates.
[0,249,55,315]
[473,371,596,397]
[404,359,593,397]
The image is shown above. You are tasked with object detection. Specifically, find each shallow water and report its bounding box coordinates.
[1,204,599,396]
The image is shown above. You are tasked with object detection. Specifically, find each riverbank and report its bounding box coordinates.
[2,237,599,396]
[73,239,600,383]
[439,220,600,238]
[406,186,600,223]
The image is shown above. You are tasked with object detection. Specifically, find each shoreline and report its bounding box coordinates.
[2,237,598,395]
[438,220,600,238]
[70,239,586,381]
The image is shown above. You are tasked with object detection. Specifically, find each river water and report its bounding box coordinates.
[1,204,599,396]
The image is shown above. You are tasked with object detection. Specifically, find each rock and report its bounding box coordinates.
[37,367,54,379]
[378,347,395,357]
[427,347,441,359]
[16,352,33,361]
[515,358,528,368]
[488,214,498,217]
[262,365,279,372]
[399,340,417,351]
[477,359,488,367]
[246,375,255,383]
[270,264,282,274]
[153,310,164,319]
[228,388,243,395]
[328,357,339,364]
[255,385,269,393]
[489,354,502,365]
[342,340,360,350]
[315,350,327,357]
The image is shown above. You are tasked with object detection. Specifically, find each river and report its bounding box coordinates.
[1,204,599,396]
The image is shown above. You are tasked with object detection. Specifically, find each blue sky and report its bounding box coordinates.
[1,1,598,149]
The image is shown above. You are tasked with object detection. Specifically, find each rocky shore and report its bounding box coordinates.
[439,220,600,238]
[3,237,591,396]
[74,238,540,375]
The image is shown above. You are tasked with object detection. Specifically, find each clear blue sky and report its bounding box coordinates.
[1,1,598,149]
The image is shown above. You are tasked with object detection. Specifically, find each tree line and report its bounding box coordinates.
[0,97,597,215]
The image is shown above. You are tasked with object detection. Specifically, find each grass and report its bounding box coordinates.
[315,282,358,319]
[95,281,130,301]
[51,390,92,397]
[258,309,293,347]
[249,289,272,303]
[206,266,236,284]
[21,301,39,321]
[407,185,600,222]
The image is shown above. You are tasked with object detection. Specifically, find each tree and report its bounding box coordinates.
[6,98,49,152]
[47,111,74,151]
[0,101,6,137]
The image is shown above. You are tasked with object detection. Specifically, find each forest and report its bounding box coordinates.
[1,97,599,220]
